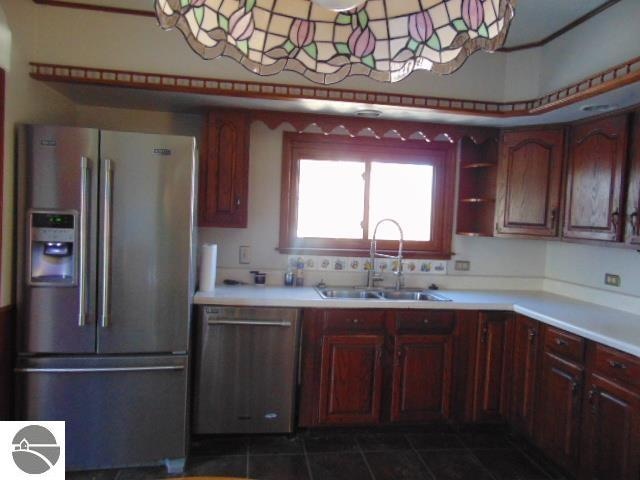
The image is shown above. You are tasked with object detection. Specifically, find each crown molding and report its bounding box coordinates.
[29,56,640,119]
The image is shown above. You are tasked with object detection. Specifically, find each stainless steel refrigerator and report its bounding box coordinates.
[15,125,197,473]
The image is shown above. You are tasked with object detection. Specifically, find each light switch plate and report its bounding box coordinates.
[239,245,250,264]
[454,260,471,271]
[604,273,621,287]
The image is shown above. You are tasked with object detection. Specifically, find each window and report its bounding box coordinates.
[279,133,456,259]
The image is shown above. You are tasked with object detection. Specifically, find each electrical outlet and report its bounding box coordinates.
[455,260,471,271]
[239,245,251,264]
[604,273,621,287]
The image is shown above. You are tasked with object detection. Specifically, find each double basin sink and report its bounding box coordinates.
[316,287,451,302]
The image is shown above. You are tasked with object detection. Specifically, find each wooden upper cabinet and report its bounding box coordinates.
[626,111,640,246]
[390,334,453,423]
[495,128,564,237]
[199,110,250,227]
[563,114,629,242]
[318,334,384,425]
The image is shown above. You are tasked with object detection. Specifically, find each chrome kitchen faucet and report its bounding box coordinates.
[367,218,404,290]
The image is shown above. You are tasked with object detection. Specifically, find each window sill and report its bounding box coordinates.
[276,247,453,260]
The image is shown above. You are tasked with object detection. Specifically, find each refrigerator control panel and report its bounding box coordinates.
[28,211,78,286]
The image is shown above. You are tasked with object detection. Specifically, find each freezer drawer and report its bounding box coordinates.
[194,307,300,434]
[15,355,188,471]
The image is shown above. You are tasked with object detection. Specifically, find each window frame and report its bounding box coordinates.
[278,133,456,259]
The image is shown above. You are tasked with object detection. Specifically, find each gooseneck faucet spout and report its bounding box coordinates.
[367,219,404,290]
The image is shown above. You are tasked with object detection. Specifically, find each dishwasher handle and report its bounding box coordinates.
[207,319,292,327]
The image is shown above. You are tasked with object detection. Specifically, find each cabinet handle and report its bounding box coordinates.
[235,197,241,207]
[550,209,557,230]
[376,347,383,361]
[527,328,537,343]
[608,360,628,370]
[480,326,488,344]
[351,318,359,324]
[611,210,620,230]
[631,211,639,236]
[571,380,580,394]
[555,338,568,347]
[588,387,599,414]
[423,318,430,324]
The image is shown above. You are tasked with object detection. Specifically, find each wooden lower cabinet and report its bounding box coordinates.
[535,351,584,475]
[318,334,384,425]
[580,375,640,479]
[472,312,513,422]
[390,334,453,423]
[510,315,539,437]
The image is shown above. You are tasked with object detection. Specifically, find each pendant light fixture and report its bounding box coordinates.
[155,0,517,84]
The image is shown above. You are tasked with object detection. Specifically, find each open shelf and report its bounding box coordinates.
[457,136,499,237]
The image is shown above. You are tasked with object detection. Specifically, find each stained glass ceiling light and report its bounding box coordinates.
[155,0,517,84]
[311,0,364,11]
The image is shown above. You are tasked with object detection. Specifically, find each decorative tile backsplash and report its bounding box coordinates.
[288,256,447,275]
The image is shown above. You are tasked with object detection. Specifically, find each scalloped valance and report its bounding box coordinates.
[155,0,516,84]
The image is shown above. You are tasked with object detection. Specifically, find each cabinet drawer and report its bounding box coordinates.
[593,344,640,389]
[394,311,455,334]
[321,310,386,333]
[544,327,585,364]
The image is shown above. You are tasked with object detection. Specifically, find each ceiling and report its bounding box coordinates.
[62,0,613,49]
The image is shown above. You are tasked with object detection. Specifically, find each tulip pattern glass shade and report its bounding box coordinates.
[155,0,516,84]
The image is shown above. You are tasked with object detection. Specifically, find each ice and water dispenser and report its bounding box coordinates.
[28,211,77,286]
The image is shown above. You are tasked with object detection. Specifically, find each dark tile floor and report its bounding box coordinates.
[66,425,570,480]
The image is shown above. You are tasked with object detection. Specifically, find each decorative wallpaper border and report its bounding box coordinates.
[29,56,640,118]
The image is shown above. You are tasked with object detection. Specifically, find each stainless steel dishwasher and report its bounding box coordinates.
[194,306,300,434]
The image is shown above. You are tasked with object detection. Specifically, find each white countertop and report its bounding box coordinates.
[194,287,640,357]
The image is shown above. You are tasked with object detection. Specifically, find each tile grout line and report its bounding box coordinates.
[301,435,315,480]
[354,435,378,480]
[245,437,250,479]
[458,435,501,480]
[506,435,558,480]
[406,433,437,480]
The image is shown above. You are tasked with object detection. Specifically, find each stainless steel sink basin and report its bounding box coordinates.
[318,289,382,299]
[315,287,450,302]
[377,290,451,302]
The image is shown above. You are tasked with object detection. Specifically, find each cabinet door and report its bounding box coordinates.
[390,335,453,423]
[318,334,384,425]
[510,315,539,437]
[563,115,629,241]
[472,312,513,422]
[496,129,564,237]
[535,351,584,475]
[626,111,640,245]
[581,374,640,480]
[199,110,249,227]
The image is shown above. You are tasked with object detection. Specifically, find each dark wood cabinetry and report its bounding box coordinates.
[496,128,565,237]
[318,334,384,425]
[580,373,640,480]
[563,114,629,242]
[535,327,584,475]
[510,315,539,437]
[457,136,498,237]
[199,110,250,227]
[390,334,453,423]
[626,111,640,246]
[472,312,513,422]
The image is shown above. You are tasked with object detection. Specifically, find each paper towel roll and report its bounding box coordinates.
[199,244,218,292]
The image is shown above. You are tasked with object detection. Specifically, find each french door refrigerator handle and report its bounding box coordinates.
[15,366,185,374]
[78,156,90,327]
[100,158,113,328]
